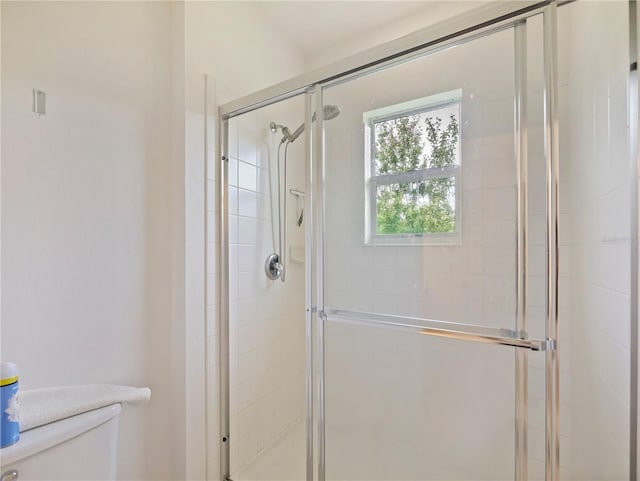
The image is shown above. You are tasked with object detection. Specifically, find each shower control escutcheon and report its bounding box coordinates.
[265,253,283,280]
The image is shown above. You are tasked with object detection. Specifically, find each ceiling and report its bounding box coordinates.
[252,1,452,57]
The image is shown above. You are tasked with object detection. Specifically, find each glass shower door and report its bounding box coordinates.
[315,7,558,481]
[223,95,309,481]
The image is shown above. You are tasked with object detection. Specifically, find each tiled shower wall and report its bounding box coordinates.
[565,3,631,479]
[224,106,307,476]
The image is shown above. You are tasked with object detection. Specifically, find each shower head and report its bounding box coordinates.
[281,104,341,144]
[321,104,341,122]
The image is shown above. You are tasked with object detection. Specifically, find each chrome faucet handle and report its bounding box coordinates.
[264,253,284,280]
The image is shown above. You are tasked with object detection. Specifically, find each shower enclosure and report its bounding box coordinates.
[213,2,637,480]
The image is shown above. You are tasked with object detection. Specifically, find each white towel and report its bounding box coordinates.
[19,384,151,432]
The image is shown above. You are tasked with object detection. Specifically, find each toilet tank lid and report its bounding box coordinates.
[0,403,122,466]
[19,384,151,432]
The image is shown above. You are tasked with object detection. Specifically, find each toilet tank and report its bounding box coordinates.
[0,403,121,481]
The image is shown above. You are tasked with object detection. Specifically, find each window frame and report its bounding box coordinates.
[364,89,463,246]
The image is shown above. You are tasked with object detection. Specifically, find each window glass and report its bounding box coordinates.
[365,93,461,243]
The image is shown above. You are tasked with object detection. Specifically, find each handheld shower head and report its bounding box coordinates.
[281,105,341,144]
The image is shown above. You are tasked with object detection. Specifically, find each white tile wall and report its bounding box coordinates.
[222,102,307,478]
[562,2,631,479]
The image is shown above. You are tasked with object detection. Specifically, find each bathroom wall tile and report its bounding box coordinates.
[237,428,258,470]
[462,188,483,219]
[229,325,239,360]
[258,167,271,195]
[238,402,259,440]
[238,189,258,218]
[239,323,260,355]
[207,148,217,183]
[238,217,258,245]
[238,377,258,411]
[238,244,258,273]
[229,273,239,302]
[257,194,271,221]
[238,160,257,192]
[228,118,240,160]
[228,214,239,245]
[228,187,239,216]
[238,272,258,300]
[482,186,516,219]
[238,298,258,327]
[237,350,257,384]
[229,244,239,273]
[228,158,238,187]
[482,246,514,276]
[238,113,258,165]
[229,297,240,329]
[256,141,270,170]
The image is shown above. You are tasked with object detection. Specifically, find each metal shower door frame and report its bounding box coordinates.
[218,3,561,481]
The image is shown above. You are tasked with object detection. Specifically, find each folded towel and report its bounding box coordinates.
[19,384,151,432]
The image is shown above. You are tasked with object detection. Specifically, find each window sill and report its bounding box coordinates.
[365,233,462,247]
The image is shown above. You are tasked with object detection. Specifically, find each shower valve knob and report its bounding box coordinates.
[265,253,283,280]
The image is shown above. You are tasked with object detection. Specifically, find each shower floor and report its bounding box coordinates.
[235,420,306,481]
[234,418,511,481]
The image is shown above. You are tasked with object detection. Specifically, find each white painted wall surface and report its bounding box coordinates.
[1,2,175,479]
[306,2,486,70]
[1,3,306,480]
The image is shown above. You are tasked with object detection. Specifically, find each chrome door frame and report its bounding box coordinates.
[630,2,639,480]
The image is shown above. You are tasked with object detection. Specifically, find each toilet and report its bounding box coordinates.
[0,403,121,481]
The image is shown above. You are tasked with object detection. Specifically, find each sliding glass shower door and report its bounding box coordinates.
[313,7,558,481]
[218,4,569,481]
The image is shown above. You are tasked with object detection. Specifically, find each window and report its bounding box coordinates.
[364,90,462,245]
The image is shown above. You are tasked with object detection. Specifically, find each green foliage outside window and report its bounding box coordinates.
[374,111,459,235]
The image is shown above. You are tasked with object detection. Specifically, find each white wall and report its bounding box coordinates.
[307,2,486,70]
[1,2,176,479]
[2,4,307,480]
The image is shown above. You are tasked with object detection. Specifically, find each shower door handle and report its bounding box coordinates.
[324,308,555,352]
